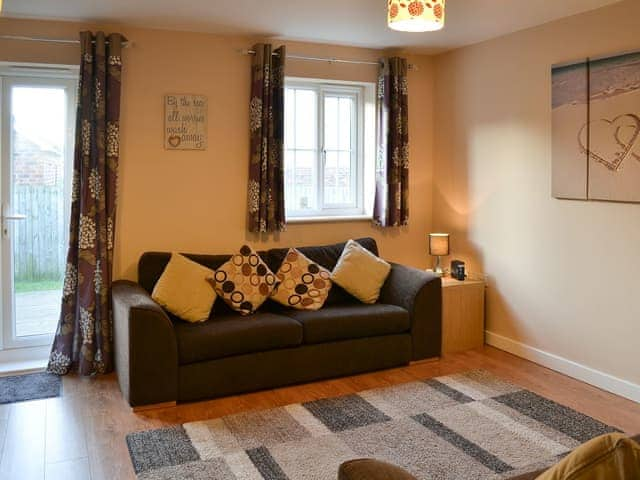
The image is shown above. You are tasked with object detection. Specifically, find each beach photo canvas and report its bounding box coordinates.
[587,52,640,202]
[552,50,640,203]
[552,60,589,200]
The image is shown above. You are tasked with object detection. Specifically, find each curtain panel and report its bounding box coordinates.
[373,57,409,227]
[47,31,124,376]
[248,43,286,233]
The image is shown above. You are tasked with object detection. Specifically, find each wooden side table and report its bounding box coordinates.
[441,276,485,354]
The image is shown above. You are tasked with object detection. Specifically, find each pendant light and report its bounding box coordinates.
[388,0,445,32]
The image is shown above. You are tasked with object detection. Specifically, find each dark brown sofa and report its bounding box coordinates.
[113,238,442,407]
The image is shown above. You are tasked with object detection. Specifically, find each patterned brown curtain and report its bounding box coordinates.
[47,31,124,376]
[248,43,286,233]
[373,57,409,227]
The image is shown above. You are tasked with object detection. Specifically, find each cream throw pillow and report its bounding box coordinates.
[151,253,217,323]
[331,239,391,304]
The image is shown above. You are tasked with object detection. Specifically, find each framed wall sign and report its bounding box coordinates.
[164,94,208,150]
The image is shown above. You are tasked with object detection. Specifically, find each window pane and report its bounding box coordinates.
[323,95,356,207]
[294,89,316,149]
[324,150,354,206]
[323,151,339,205]
[338,151,353,204]
[285,88,295,148]
[339,97,353,151]
[324,96,338,150]
[11,86,68,337]
[284,149,296,208]
[285,149,317,212]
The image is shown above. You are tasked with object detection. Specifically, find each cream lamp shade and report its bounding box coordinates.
[428,233,449,256]
[388,0,446,33]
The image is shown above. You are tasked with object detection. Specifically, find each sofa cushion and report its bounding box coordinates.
[535,433,640,480]
[174,313,303,365]
[267,237,378,306]
[270,248,332,310]
[211,244,278,315]
[138,251,269,294]
[339,459,418,480]
[331,239,391,304]
[281,304,410,344]
[151,253,217,323]
[493,434,640,480]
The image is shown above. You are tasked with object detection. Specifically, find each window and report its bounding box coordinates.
[284,79,374,219]
[0,64,77,352]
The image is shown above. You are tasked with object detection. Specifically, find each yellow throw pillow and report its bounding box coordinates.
[271,248,332,310]
[331,239,391,304]
[151,253,217,323]
[536,433,640,480]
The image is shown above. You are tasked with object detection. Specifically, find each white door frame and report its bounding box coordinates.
[0,64,77,351]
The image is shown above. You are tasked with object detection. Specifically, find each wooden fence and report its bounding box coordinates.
[13,184,66,282]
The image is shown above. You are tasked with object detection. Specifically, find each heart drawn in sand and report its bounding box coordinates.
[616,117,640,162]
[578,114,640,171]
[168,135,181,148]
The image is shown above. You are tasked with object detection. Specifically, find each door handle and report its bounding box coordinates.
[1,213,26,238]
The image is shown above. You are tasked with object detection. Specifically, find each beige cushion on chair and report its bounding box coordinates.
[535,433,640,480]
[331,239,391,304]
[151,253,217,323]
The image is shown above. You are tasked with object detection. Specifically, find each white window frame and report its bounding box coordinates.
[284,77,375,221]
[0,62,78,353]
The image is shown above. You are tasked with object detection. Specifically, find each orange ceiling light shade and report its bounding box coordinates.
[388,0,445,32]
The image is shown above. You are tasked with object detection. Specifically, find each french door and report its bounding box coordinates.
[0,67,76,351]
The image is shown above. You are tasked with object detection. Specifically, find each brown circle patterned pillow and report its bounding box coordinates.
[271,248,332,310]
[210,244,277,315]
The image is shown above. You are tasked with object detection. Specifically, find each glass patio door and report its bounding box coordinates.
[1,72,76,349]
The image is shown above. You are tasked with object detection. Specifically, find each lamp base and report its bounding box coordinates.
[432,255,444,277]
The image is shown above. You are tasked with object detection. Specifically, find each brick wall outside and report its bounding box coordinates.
[13,130,63,187]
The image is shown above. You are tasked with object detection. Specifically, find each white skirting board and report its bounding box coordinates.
[485,331,640,404]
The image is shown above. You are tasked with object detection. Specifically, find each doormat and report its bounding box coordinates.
[0,371,62,404]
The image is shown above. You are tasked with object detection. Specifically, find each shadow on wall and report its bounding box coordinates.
[432,133,538,342]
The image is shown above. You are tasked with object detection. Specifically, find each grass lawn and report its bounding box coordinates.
[15,280,62,293]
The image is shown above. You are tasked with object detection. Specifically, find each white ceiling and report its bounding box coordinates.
[3,0,624,53]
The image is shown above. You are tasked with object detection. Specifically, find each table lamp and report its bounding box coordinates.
[429,233,449,277]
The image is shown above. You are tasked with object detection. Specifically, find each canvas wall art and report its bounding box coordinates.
[164,94,208,150]
[552,51,640,202]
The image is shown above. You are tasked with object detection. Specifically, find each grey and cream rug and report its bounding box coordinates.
[0,371,61,404]
[126,370,618,480]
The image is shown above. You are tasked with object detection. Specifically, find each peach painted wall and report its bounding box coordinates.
[0,18,435,280]
[433,0,640,386]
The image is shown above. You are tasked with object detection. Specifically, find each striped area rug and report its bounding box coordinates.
[126,370,618,479]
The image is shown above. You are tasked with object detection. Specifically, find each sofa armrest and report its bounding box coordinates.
[112,280,178,407]
[380,264,442,360]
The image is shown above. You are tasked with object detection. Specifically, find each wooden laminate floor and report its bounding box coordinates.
[1,346,639,480]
